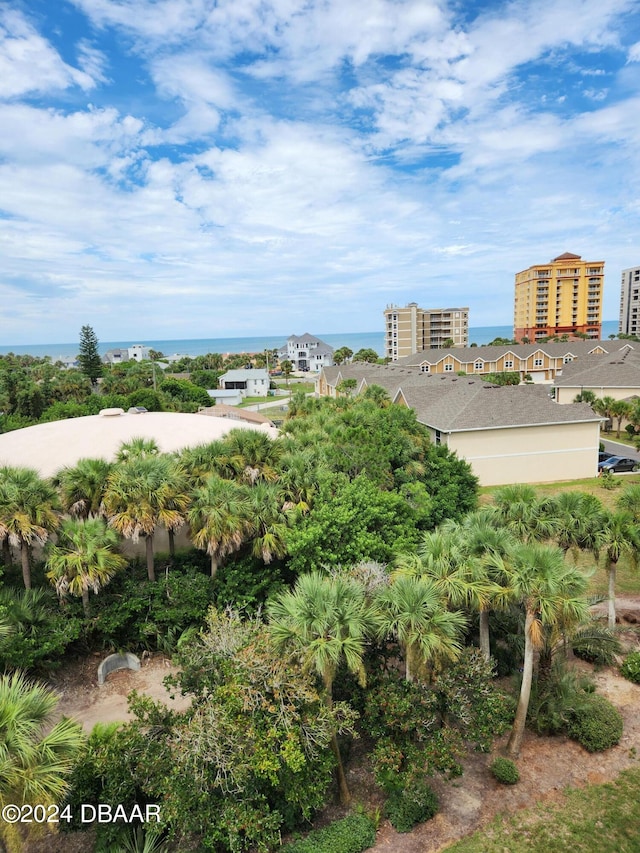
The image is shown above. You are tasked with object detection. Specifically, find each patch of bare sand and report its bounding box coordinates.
[49,653,191,732]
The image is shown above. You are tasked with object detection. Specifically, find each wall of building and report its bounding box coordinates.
[446,420,600,486]
[555,385,640,404]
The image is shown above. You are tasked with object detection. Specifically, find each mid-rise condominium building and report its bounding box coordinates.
[384,303,469,360]
[619,265,640,338]
[514,252,603,342]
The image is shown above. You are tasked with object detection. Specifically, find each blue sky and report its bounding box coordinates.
[1,0,640,344]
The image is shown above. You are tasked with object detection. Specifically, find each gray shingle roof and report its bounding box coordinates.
[553,348,640,388]
[397,340,634,367]
[319,364,601,431]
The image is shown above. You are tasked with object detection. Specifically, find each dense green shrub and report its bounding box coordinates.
[385,779,439,832]
[566,695,623,752]
[211,552,288,612]
[91,566,214,650]
[572,624,622,666]
[0,587,84,672]
[528,662,595,735]
[490,757,519,785]
[280,814,376,853]
[620,651,640,684]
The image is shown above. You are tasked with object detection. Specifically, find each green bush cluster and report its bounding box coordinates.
[620,651,640,684]
[566,695,623,752]
[490,757,519,785]
[280,814,376,853]
[385,779,439,833]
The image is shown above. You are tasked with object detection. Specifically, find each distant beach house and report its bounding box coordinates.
[278,334,334,372]
[218,368,270,398]
[103,344,151,364]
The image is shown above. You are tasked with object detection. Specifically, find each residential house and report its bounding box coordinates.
[218,368,270,398]
[103,344,151,364]
[316,363,602,486]
[395,340,628,383]
[278,334,334,372]
[553,345,640,403]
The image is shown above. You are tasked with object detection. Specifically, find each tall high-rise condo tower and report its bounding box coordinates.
[514,252,603,343]
[619,265,640,338]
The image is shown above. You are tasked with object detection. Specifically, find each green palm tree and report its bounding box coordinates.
[0,467,60,589]
[52,457,113,519]
[549,491,605,560]
[177,439,233,485]
[597,510,639,630]
[188,476,252,576]
[268,571,372,805]
[0,671,84,851]
[246,482,291,564]
[617,483,640,522]
[102,455,189,581]
[115,436,160,463]
[223,428,281,484]
[491,485,557,543]
[506,542,589,757]
[374,574,467,683]
[448,511,516,660]
[610,400,631,438]
[593,395,616,432]
[276,449,318,515]
[45,518,127,617]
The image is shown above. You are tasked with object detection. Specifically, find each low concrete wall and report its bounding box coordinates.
[98,652,141,686]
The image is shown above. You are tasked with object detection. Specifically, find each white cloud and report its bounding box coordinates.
[0,8,95,98]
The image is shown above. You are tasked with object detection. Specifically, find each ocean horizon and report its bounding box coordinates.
[0,320,621,360]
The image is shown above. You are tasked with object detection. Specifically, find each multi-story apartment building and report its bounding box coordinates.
[384,303,468,360]
[619,265,640,337]
[514,252,603,342]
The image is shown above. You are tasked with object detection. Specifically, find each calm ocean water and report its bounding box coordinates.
[0,321,620,360]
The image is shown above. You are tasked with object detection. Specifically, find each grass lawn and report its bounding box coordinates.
[273,381,315,393]
[236,395,289,408]
[444,768,640,853]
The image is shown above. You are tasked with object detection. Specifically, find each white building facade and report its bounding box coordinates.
[278,334,334,372]
[619,265,640,337]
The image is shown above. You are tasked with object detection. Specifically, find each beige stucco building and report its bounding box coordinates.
[317,364,602,486]
[383,303,469,360]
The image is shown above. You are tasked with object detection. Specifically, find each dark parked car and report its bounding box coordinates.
[597,456,640,474]
[598,451,614,463]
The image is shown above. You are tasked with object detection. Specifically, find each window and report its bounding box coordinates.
[563,356,573,364]
[434,429,441,445]
[474,361,483,371]
[504,359,514,368]
[420,364,430,373]
[444,363,453,372]
[533,358,543,367]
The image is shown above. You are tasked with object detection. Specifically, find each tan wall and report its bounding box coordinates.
[446,420,600,486]
[555,386,640,404]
